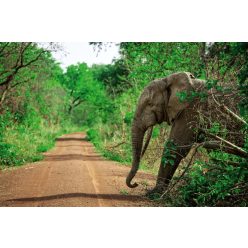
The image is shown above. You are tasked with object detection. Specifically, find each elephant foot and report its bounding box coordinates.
[145,185,168,200]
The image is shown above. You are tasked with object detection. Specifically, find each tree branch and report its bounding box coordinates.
[201,139,248,158]
[0,42,10,56]
[210,158,240,167]
[160,143,200,198]
[0,84,11,106]
[73,99,84,108]
[0,47,46,87]
[106,141,126,149]
[160,139,247,198]
[210,88,247,126]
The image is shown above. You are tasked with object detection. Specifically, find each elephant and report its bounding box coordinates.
[126,71,246,194]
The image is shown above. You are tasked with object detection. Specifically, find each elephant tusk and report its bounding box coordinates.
[141,126,153,157]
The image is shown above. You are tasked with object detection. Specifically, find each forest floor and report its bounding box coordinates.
[0,132,160,207]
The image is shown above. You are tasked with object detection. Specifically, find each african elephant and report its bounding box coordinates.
[126,72,205,193]
[126,71,247,194]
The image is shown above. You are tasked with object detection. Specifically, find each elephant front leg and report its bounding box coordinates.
[147,108,196,196]
[156,156,181,192]
[147,141,191,196]
[145,164,173,196]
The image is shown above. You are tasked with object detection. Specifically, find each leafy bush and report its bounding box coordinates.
[0,142,24,166]
[90,42,248,207]
[0,44,81,168]
[87,128,100,145]
[178,156,247,206]
[1,42,247,207]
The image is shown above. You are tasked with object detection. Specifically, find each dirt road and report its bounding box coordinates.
[0,132,157,207]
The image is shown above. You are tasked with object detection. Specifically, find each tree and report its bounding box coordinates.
[60,63,111,119]
[60,63,94,114]
[0,42,59,107]
[91,59,130,96]
[119,42,204,88]
[88,42,248,206]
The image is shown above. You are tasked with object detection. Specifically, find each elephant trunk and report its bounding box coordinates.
[126,122,146,188]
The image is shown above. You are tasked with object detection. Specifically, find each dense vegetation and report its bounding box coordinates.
[88,42,248,206]
[0,42,247,206]
[0,43,79,167]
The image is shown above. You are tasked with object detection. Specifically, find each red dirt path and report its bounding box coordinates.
[0,132,158,207]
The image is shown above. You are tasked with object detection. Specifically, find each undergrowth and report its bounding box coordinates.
[86,125,160,174]
[0,113,80,169]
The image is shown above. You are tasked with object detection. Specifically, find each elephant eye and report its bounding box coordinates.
[148,101,153,106]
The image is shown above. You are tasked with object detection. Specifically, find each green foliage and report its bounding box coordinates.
[152,126,160,138]
[119,189,129,195]
[120,42,204,88]
[208,122,221,135]
[1,42,247,207]
[179,155,248,206]
[0,142,24,166]
[161,141,177,166]
[177,89,208,103]
[92,59,130,95]
[59,62,114,127]
[89,42,247,207]
[0,42,80,168]
[86,128,100,145]
[0,108,77,169]
[124,111,133,124]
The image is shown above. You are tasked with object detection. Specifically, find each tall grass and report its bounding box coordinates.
[0,119,81,169]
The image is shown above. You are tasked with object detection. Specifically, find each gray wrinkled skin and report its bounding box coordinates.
[126,72,205,193]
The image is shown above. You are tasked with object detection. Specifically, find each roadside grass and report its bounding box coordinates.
[86,126,159,176]
[0,121,81,169]
[119,189,129,195]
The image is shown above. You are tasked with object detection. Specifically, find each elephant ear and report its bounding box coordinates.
[166,72,195,124]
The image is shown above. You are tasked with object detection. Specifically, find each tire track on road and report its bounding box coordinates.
[0,132,157,207]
